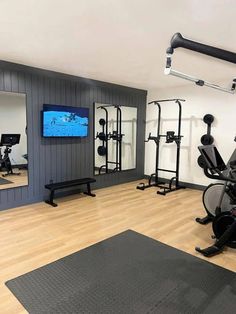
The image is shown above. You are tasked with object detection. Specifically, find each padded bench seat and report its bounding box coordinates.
[45,177,96,207]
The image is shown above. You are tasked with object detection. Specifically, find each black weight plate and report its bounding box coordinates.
[197,155,206,168]
[203,114,214,125]
[201,134,214,145]
[98,132,106,141]
[99,118,106,126]
[97,146,107,156]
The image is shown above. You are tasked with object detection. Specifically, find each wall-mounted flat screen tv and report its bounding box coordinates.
[42,104,89,137]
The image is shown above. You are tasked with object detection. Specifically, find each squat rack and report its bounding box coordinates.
[96,104,123,174]
[137,98,185,195]
[97,105,109,174]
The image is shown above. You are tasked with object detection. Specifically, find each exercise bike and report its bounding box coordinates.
[195,145,236,257]
[196,167,236,225]
[0,134,21,177]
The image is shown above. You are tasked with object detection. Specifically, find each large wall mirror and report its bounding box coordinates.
[94,103,137,175]
[0,91,28,190]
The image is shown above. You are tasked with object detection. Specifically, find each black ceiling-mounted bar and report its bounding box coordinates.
[169,33,236,64]
[165,33,236,94]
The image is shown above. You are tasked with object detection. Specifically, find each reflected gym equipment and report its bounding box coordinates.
[0,134,21,177]
[99,118,106,126]
[137,99,185,195]
[97,146,107,156]
[95,105,123,174]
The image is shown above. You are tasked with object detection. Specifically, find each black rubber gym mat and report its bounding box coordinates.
[6,230,236,314]
[0,177,12,185]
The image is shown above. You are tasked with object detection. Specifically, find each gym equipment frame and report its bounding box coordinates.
[137,99,185,195]
[95,104,123,174]
[165,33,236,94]
[195,145,236,257]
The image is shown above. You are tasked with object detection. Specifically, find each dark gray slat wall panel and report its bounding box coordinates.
[0,70,3,90]
[37,76,45,195]
[31,74,40,197]
[49,78,59,183]
[55,78,64,183]
[70,81,76,180]
[64,79,72,181]
[43,76,51,185]
[59,80,68,182]
[54,79,62,183]
[73,82,81,180]
[10,71,19,92]
[0,62,146,210]
[87,84,95,177]
[3,70,12,91]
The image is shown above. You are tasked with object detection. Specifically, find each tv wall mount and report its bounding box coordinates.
[165,33,236,94]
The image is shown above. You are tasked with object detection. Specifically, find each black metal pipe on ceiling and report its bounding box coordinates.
[169,33,236,64]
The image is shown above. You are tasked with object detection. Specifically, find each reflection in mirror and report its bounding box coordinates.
[0,92,28,189]
[94,103,137,175]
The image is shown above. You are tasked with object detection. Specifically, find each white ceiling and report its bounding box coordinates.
[0,0,235,90]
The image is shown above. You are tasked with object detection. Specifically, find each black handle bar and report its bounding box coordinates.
[204,167,236,183]
[168,33,236,64]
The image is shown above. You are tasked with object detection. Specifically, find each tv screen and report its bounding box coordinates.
[42,104,89,137]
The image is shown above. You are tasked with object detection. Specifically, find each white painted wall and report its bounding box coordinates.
[145,84,236,186]
[0,92,27,165]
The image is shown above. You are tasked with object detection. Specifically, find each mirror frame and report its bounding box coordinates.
[0,90,29,190]
[93,102,138,176]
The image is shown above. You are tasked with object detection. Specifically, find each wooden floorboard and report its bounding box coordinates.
[0,180,235,313]
[0,169,28,190]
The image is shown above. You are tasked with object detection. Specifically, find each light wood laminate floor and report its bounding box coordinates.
[0,169,28,190]
[0,180,235,313]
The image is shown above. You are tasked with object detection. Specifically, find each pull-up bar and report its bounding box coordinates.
[164,33,236,94]
[148,99,185,104]
[97,104,121,109]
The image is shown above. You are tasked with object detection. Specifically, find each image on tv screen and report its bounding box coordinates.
[43,104,89,137]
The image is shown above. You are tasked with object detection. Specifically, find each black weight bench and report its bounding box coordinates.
[45,177,96,207]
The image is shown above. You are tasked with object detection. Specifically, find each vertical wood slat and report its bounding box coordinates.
[0,62,147,211]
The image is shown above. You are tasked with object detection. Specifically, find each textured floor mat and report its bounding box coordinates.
[6,230,236,314]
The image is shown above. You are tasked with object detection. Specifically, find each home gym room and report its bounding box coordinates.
[0,0,236,313]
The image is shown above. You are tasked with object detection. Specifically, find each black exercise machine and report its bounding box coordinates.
[197,114,215,169]
[195,145,236,257]
[137,99,185,195]
[196,138,236,225]
[165,33,236,94]
[95,105,123,174]
[0,134,21,177]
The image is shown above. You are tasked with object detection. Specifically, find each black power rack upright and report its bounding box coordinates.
[137,98,186,195]
[95,104,123,174]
